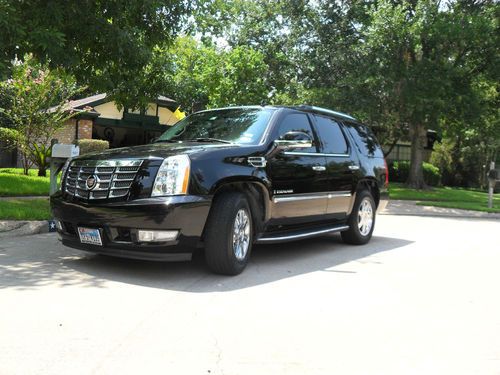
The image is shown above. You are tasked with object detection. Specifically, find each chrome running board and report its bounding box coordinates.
[256,225,350,244]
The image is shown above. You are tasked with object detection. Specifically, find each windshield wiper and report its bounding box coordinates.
[186,138,234,144]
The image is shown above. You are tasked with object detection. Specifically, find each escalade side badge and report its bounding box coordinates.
[248,157,267,168]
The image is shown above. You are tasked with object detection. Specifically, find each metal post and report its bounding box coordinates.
[488,161,495,209]
[49,139,59,197]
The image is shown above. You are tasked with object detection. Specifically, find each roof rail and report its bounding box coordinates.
[293,105,357,121]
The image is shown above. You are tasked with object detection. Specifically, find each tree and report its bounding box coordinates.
[359,0,499,188]
[195,0,499,189]
[155,36,270,111]
[0,54,82,176]
[0,0,190,109]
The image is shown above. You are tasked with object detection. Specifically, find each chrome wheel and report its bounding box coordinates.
[357,198,373,236]
[232,208,251,261]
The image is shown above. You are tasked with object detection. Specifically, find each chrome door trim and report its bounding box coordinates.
[273,193,326,203]
[273,191,351,203]
[284,152,350,158]
[327,191,352,198]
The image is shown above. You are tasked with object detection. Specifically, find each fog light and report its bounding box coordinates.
[137,230,179,242]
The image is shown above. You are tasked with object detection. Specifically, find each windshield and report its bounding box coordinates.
[156,108,274,145]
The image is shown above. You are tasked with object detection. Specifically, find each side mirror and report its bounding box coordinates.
[274,131,313,150]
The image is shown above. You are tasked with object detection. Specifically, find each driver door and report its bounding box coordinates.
[268,112,329,225]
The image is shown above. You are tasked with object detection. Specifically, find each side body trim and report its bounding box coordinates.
[273,191,351,203]
[284,152,350,158]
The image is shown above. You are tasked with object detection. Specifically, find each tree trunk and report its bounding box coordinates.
[383,137,399,158]
[37,167,47,177]
[407,123,427,189]
[22,152,30,175]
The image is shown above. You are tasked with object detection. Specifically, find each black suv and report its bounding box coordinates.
[51,105,388,275]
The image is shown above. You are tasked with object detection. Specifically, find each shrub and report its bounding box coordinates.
[389,161,441,186]
[423,162,441,186]
[77,139,109,155]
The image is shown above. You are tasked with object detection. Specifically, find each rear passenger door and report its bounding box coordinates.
[268,112,329,224]
[312,115,354,218]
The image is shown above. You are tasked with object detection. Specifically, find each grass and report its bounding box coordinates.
[0,198,51,220]
[389,183,500,213]
[0,168,59,196]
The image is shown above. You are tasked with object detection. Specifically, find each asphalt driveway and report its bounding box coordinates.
[1,215,499,374]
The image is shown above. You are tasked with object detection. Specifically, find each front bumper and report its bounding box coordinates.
[50,192,211,261]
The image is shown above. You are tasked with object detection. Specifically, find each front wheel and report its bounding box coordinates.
[204,192,253,275]
[341,190,376,245]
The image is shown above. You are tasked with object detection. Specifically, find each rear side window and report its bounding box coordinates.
[344,122,384,157]
[277,113,317,153]
[314,116,349,154]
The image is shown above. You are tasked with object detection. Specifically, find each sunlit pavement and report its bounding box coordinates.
[1,215,499,375]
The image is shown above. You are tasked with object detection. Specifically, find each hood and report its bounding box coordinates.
[73,142,240,161]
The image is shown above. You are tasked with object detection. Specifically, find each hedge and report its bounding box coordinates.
[77,139,109,155]
[389,161,441,186]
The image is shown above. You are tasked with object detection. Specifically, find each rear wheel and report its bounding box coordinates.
[204,192,253,275]
[341,189,376,245]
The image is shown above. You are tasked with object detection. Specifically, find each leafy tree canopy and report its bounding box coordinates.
[155,36,270,110]
[193,0,499,188]
[0,0,190,108]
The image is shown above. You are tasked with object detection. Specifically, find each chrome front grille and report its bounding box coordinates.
[64,159,143,200]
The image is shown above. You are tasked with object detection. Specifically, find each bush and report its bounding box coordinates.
[423,162,441,186]
[77,139,109,155]
[389,161,441,186]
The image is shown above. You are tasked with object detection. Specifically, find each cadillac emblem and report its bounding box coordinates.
[86,175,98,190]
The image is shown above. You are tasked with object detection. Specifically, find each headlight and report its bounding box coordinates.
[151,155,190,196]
[59,158,71,189]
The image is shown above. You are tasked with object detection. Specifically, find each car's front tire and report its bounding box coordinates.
[204,192,253,275]
[341,189,376,245]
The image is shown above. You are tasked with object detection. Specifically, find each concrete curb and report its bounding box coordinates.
[0,196,49,200]
[380,200,500,220]
[0,220,50,239]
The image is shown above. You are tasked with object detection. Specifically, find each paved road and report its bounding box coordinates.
[1,215,499,375]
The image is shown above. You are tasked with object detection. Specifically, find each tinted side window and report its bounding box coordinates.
[314,116,349,154]
[277,113,316,153]
[344,122,383,157]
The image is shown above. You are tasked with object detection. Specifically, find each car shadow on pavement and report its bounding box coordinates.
[0,234,412,291]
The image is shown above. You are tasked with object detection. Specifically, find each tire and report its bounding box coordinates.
[204,192,253,275]
[341,189,376,245]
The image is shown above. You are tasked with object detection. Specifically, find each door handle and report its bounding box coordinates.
[348,165,360,171]
[312,165,326,171]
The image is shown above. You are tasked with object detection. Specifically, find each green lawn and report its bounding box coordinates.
[0,198,51,220]
[389,183,500,213]
[0,168,59,196]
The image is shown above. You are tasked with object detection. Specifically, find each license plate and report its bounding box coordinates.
[78,227,103,246]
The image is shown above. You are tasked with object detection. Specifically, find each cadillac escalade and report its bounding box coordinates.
[51,105,389,275]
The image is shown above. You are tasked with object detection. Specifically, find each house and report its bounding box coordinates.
[380,130,440,163]
[0,93,182,167]
[55,93,181,148]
